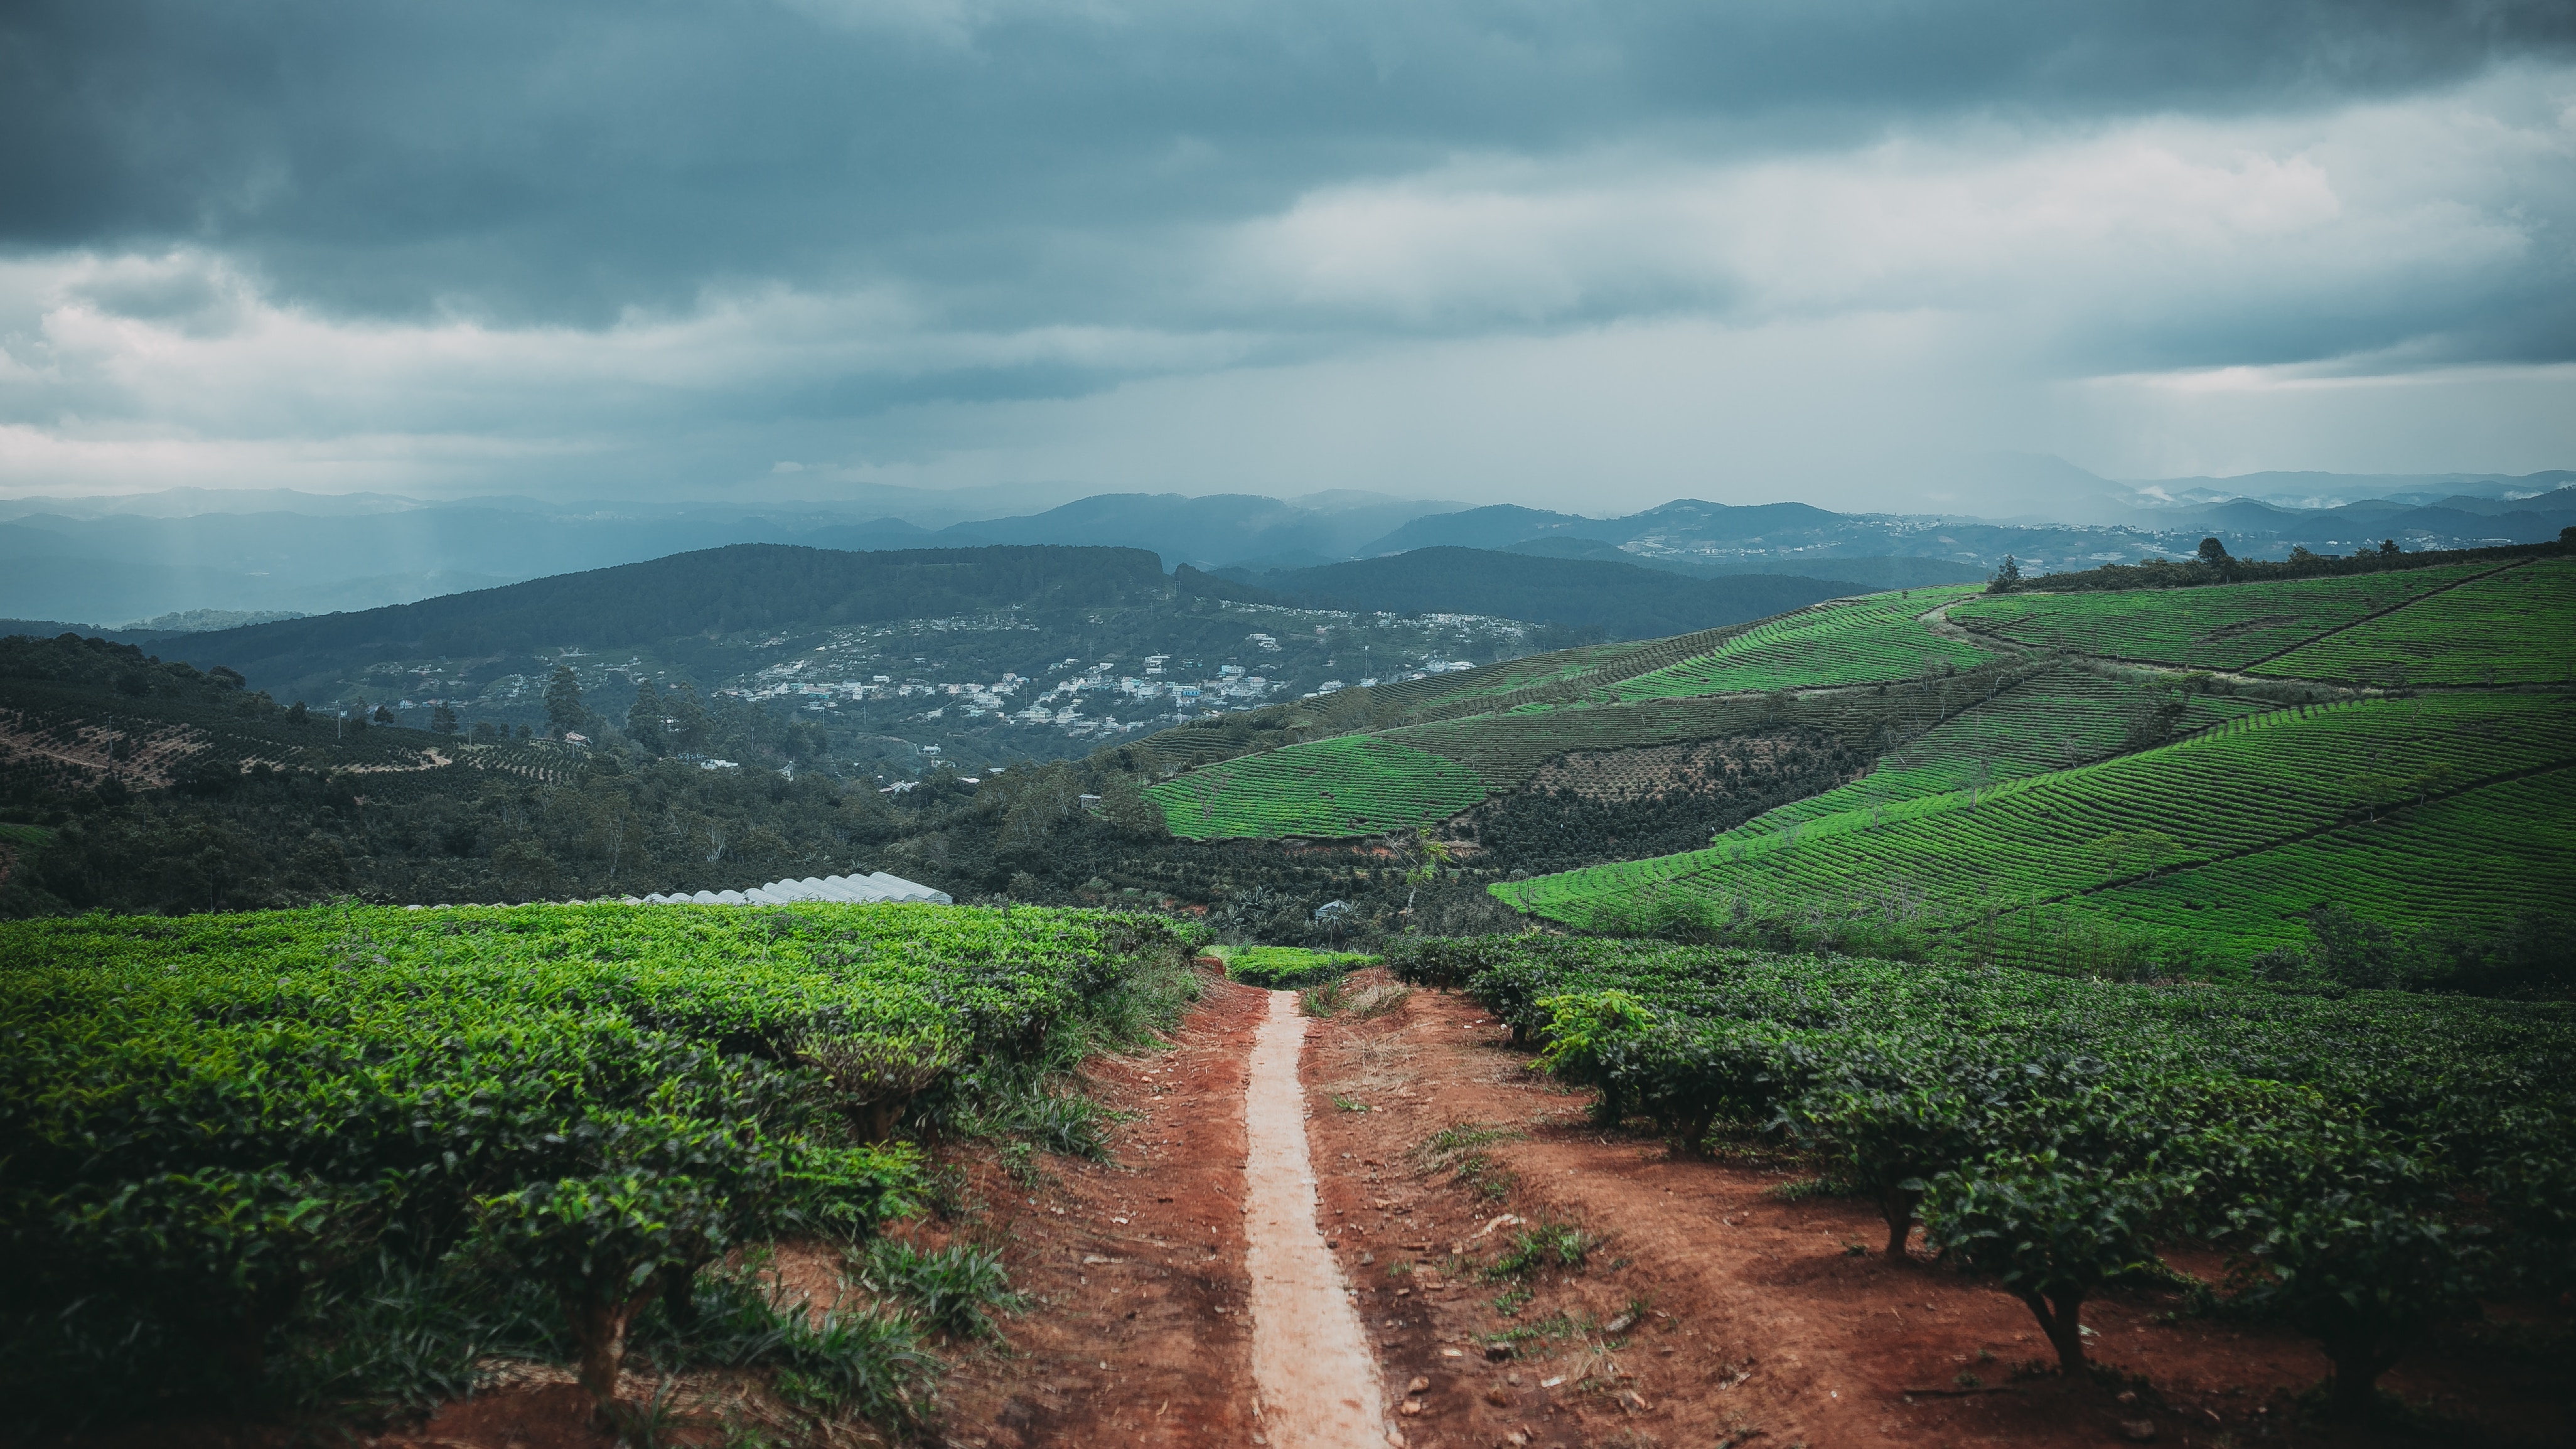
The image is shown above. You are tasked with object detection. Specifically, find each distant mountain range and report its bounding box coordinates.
[148,540,1888,706]
[2123,470,2576,511]
[0,491,1464,625]
[1218,549,1859,639]
[4,469,2570,627]
[1363,487,2576,572]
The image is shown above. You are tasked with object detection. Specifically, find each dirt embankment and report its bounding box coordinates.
[933,978,1270,1448]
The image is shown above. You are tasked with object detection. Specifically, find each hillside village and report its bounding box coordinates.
[327,599,1547,776]
[727,637,1490,739]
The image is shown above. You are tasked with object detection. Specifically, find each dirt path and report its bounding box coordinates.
[1245,988,1392,1448]
[937,978,1267,1448]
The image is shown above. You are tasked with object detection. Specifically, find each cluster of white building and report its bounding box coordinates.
[707,633,1491,747]
[726,665,1029,715]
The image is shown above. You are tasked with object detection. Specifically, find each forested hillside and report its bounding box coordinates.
[0,631,1517,934]
[168,544,1188,701]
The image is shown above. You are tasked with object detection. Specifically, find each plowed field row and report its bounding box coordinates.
[1742,667,2276,835]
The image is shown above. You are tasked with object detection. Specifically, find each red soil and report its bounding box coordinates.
[932,976,1269,1448]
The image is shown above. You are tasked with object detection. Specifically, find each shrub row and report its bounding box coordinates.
[0,901,1192,1431]
[1383,935,2576,1416]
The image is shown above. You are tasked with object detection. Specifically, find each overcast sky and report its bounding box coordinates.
[4,0,2572,515]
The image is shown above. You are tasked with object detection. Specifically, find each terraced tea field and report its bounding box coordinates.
[1496,693,2576,943]
[2251,558,2576,686]
[2063,767,2576,958]
[1740,666,2277,835]
[1946,562,2501,670]
[1139,548,2576,960]
[1608,586,1990,700]
[1148,689,1923,838]
[1146,734,1488,839]
[1375,621,1779,725]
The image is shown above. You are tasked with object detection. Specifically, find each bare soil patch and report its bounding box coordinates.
[933,976,1269,1449]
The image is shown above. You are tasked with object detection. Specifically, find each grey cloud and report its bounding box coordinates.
[6,0,2569,326]
[1,1,2570,509]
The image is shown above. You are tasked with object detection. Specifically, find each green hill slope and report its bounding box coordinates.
[1607,585,1990,700]
[1148,734,1488,840]
[1137,585,2017,843]
[1137,618,2011,841]
[1496,693,2576,967]
[1116,547,2574,976]
[1738,664,2278,835]
[2069,769,2573,961]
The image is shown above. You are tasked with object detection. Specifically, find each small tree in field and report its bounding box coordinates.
[1787,1074,1983,1256]
[1392,825,1456,914]
[477,1168,729,1419]
[2227,1148,2485,1420]
[1924,1152,2175,1377]
[545,664,587,739]
[1987,555,2022,593]
[473,1062,920,1427]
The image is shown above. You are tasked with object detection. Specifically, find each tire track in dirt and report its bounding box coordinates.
[1244,988,1392,1448]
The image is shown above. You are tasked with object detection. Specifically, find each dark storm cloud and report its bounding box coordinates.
[2,1,2570,506]
[5,0,2569,324]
